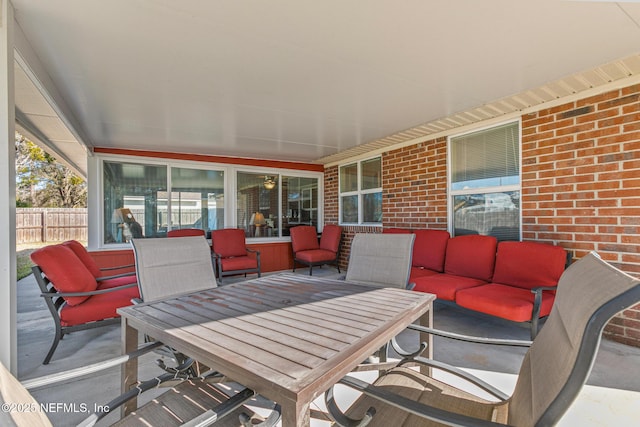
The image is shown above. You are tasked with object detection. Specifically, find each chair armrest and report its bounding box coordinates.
[530,285,558,326]
[327,374,510,427]
[41,282,137,298]
[96,271,136,281]
[99,263,135,272]
[246,247,260,256]
[405,324,532,347]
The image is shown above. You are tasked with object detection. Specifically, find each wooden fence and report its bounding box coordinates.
[16,208,88,244]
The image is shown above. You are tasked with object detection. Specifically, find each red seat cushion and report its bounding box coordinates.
[97,275,138,289]
[456,283,556,322]
[220,256,258,272]
[290,226,320,252]
[59,286,139,327]
[444,235,498,282]
[296,249,337,264]
[319,225,342,253]
[412,229,450,272]
[62,240,101,278]
[412,274,487,301]
[492,241,566,290]
[212,229,248,258]
[31,244,98,306]
[410,267,439,281]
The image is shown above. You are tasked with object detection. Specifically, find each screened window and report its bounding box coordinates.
[449,122,521,241]
[339,157,382,225]
[170,167,225,233]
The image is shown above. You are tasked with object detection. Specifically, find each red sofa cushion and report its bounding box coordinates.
[220,256,258,272]
[444,235,498,282]
[456,283,556,322]
[296,249,337,264]
[62,240,101,278]
[412,274,487,301]
[492,241,566,290]
[59,285,139,327]
[319,225,342,253]
[410,267,439,281]
[412,229,450,272]
[290,226,320,252]
[212,229,248,258]
[31,244,98,306]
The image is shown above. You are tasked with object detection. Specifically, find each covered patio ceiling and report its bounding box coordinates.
[11,0,640,177]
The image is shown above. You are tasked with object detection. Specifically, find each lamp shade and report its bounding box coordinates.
[254,212,266,225]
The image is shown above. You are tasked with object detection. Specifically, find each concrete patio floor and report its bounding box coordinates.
[17,267,640,426]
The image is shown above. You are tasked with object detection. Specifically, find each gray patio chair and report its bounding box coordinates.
[345,233,416,289]
[326,251,640,427]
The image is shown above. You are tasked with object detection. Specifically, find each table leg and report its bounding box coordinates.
[121,317,138,418]
[420,302,433,375]
[281,400,310,427]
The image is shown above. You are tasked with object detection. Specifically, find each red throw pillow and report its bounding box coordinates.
[62,240,101,278]
[31,244,97,306]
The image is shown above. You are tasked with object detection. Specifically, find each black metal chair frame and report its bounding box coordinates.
[213,247,261,284]
[31,265,137,365]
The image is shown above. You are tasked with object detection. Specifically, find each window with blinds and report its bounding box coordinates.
[449,121,521,241]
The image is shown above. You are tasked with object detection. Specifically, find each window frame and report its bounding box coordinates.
[338,155,383,226]
[92,154,323,249]
[447,119,522,240]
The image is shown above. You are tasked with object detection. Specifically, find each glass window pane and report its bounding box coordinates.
[283,176,318,236]
[341,195,358,223]
[170,167,224,234]
[237,172,279,238]
[103,161,167,243]
[451,122,520,191]
[361,158,381,190]
[452,191,520,241]
[362,192,382,223]
[340,163,358,193]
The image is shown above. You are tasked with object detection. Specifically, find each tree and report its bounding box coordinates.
[15,133,87,208]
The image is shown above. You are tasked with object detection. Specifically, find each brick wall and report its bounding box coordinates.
[324,83,640,347]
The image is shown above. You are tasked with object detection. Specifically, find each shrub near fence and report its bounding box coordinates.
[16,208,88,244]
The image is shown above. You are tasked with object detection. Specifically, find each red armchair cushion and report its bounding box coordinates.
[31,244,98,306]
[290,226,319,253]
[62,240,101,278]
[296,249,337,264]
[410,266,439,281]
[456,283,556,322]
[412,274,487,301]
[319,225,342,253]
[167,228,205,237]
[220,256,258,272]
[492,241,567,290]
[444,235,498,282]
[212,229,248,258]
[59,285,139,327]
[412,229,450,272]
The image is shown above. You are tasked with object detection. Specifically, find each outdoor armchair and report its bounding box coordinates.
[30,244,140,364]
[211,228,261,284]
[290,224,342,275]
[326,251,640,427]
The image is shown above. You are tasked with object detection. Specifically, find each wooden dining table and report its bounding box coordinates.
[118,273,435,427]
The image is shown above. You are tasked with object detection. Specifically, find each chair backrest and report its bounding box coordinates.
[444,234,497,281]
[211,228,249,258]
[492,241,566,289]
[290,225,319,253]
[0,362,53,427]
[509,252,640,426]
[30,244,98,306]
[319,224,342,253]
[131,236,217,303]
[167,228,206,238]
[345,233,416,288]
[62,240,102,278]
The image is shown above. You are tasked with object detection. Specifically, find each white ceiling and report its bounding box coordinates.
[10,0,640,176]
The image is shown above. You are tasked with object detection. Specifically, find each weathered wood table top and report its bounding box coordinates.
[118,273,435,427]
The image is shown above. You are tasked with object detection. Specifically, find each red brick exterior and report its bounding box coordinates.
[325,83,640,347]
